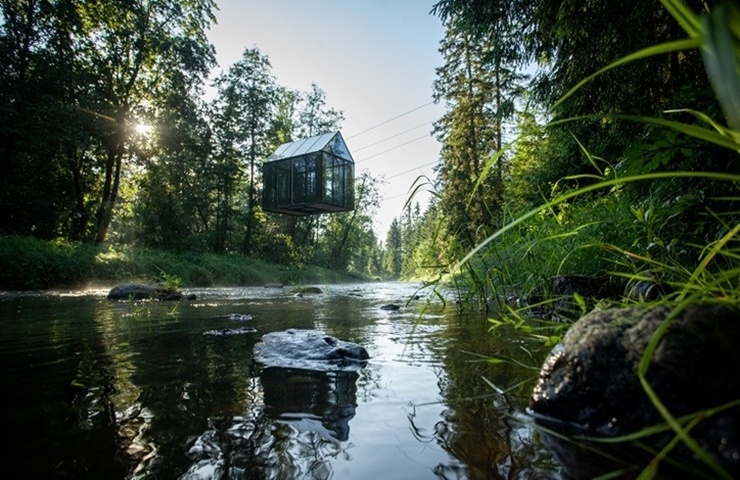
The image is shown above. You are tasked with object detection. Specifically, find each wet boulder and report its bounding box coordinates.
[253,329,369,372]
[529,303,740,478]
[107,283,182,301]
[290,286,323,295]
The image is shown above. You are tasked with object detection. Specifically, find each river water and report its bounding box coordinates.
[0,282,561,479]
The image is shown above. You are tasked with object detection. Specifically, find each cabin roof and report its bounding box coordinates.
[266,131,354,163]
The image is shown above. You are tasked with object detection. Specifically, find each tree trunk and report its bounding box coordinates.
[95,134,125,244]
[66,148,88,241]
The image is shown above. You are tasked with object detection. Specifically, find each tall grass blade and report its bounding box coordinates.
[637,300,734,479]
[450,172,740,274]
[553,39,701,111]
[571,133,606,177]
[701,3,740,130]
[679,222,740,300]
[467,139,516,209]
[637,374,733,479]
[405,174,440,211]
[664,108,736,136]
[549,114,740,151]
[659,0,702,38]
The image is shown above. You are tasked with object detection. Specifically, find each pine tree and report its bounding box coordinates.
[384,218,403,278]
[432,7,526,249]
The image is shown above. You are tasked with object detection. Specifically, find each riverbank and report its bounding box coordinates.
[0,235,371,291]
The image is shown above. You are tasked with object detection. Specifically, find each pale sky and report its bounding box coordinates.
[207,0,446,241]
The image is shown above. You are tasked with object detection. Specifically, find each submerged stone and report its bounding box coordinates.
[529,303,740,478]
[203,327,257,336]
[253,329,369,372]
[290,286,323,295]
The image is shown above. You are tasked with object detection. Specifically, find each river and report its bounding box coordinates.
[0,282,561,479]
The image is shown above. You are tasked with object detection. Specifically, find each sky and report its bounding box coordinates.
[206,0,446,241]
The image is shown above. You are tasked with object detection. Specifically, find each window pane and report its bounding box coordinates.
[277,161,291,205]
[263,162,276,208]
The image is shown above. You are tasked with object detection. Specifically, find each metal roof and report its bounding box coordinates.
[266,131,354,162]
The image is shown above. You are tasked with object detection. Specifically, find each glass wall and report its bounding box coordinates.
[292,153,319,204]
[276,161,291,206]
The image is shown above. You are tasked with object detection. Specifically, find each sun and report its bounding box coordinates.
[133,123,154,135]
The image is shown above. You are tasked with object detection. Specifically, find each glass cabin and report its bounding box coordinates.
[262,131,355,216]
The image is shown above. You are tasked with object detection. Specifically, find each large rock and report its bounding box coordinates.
[290,286,323,295]
[252,329,369,372]
[107,283,181,301]
[529,303,740,478]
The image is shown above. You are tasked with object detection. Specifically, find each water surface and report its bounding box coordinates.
[0,282,560,479]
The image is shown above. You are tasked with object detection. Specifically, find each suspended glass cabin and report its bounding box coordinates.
[262,131,355,216]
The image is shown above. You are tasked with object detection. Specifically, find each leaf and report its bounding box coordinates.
[701,3,740,131]
[572,291,587,314]
[550,114,740,151]
[659,0,702,38]
[553,39,702,111]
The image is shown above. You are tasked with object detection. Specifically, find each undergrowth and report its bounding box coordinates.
[416,1,740,478]
[0,235,369,290]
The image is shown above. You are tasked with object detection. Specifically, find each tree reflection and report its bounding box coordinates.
[412,314,561,478]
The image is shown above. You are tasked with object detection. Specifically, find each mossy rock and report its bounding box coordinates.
[530,303,740,478]
[107,283,182,301]
[290,286,323,295]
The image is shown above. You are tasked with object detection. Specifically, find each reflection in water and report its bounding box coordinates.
[181,366,359,479]
[1,284,562,479]
[261,367,359,441]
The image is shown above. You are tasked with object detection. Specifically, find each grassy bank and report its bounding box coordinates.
[0,235,370,291]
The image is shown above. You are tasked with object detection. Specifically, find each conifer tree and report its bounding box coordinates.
[432,7,526,248]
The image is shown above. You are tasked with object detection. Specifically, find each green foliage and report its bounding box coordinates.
[422,1,740,477]
[0,236,97,290]
[383,218,403,278]
[0,235,368,291]
[0,0,218,244]
[0,4,381,278]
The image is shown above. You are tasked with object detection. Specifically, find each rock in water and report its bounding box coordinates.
[253,329,369,372]
[290,286,323,295]
[107,283,182,301]
[529,303,740,479]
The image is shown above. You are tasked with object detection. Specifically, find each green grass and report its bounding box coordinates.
[0,235,370,290]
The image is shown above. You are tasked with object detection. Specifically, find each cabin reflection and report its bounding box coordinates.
[260,367,359,442]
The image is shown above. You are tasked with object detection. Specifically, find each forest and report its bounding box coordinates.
[1,0,739,301]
